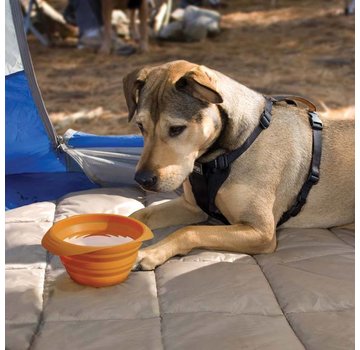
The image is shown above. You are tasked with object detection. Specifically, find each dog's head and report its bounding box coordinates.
[123,60,224,192]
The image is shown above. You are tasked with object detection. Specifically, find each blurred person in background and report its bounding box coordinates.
[63,0,137,55]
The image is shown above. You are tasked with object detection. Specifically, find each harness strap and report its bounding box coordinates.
[190,96,275,225]
[277,111,323,226]
[189,94,322,227]
[197,97,275,173]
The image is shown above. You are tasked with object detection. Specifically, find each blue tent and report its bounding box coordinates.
[5,0,143,210]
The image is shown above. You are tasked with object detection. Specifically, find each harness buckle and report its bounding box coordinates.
[308,111,323,130]
[214,155,229,170]
[259,111,271,129]
[309,171,319,184]
[193,162,203,175]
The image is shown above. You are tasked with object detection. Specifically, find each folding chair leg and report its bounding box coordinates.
[23,0,50,46]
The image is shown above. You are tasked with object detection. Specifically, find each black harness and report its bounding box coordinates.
[188,96,323,227]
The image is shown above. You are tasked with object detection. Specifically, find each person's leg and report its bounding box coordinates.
[73,0,103,48]
[63,0,77,26]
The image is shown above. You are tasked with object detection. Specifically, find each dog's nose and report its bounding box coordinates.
[134,170,157,190]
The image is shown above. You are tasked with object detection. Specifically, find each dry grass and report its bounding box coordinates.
[29,0,354,135]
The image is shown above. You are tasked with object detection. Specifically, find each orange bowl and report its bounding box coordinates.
[41,214,153,287]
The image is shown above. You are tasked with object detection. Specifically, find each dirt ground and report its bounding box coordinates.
[28,0,354,136]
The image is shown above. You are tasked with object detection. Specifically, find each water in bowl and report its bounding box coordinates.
[64,234,134,247]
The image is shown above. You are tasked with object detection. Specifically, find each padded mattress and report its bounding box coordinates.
[5,187,354,349]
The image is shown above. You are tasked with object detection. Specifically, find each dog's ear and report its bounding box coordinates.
[123,67,149,122]
[175,66,223,104]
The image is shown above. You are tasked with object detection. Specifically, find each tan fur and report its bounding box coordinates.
[123,60,355,270]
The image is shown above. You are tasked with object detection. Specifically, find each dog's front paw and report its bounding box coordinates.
[134,248,167,271]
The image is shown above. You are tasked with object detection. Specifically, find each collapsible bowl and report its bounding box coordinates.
[41,214,153,287]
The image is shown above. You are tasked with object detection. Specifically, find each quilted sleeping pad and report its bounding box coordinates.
[5,187,355,350]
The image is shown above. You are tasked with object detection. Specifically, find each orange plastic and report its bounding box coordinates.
[41,214,153,287]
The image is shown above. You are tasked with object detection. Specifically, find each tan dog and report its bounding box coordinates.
[123,60,354,270]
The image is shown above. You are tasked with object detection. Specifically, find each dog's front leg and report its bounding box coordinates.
[130,196,208,230]
[137,224,276,270]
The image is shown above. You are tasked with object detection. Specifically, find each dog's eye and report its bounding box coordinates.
[137,122,144,133]
[169,125,187,137]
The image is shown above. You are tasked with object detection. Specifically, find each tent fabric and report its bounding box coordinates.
[5,172,98,210]
[8,0,59,147]
[63,129,144,148]
[6,0,66,177]
[5,188,355,349]
[5,0,142,208]
[5,71,67,175]
[61,130,143,186]
[63,146,140,187]
[5,0,22,76]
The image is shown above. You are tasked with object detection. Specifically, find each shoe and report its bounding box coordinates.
[114,44,137,56]
[78,28,102,49]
